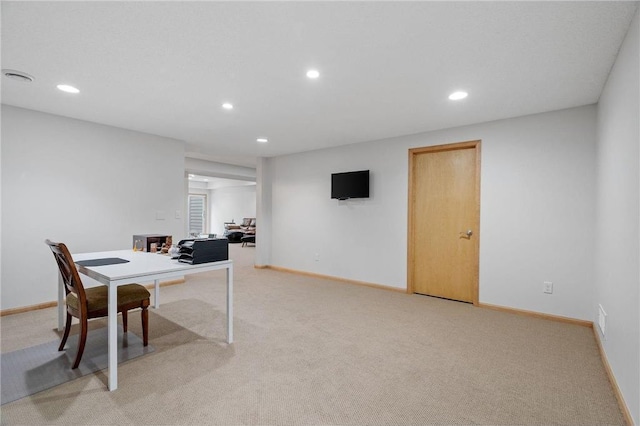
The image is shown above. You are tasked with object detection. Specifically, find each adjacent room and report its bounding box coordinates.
[1,2,638,425]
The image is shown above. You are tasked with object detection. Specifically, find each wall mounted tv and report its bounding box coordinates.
[331,170,370,200]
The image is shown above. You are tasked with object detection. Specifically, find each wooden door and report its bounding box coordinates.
[408,141,480,304]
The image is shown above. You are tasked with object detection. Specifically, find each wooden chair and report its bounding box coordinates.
[45,239,150,369]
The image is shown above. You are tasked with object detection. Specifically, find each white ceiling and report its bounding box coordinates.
[2,1,637,168]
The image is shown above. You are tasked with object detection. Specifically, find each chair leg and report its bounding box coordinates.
[141,306,149,347]
[122,310,128,332]
[58,313,73,351]
[72,317,88,369]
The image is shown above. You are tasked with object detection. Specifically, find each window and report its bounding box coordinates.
[188,194,207,236]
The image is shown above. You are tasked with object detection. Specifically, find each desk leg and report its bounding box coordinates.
[57,273,64,331]
[108,284,118,391]
[226,265,234,343]
[153,279,160,308]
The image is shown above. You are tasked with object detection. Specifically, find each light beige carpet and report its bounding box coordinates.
[0,244,624,425]
[1,324,152,405]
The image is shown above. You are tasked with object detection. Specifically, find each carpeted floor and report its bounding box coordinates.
[1,325,153,405]
[0,244,624,425]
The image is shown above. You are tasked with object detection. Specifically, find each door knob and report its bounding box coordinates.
[459,229,473,238]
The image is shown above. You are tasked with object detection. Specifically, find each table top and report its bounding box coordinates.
[73,249,232,285]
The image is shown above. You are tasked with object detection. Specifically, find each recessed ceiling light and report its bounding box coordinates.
[306,69,320,79]
[448,91,468,100]
[57,84,80,94]
[256,138,268,143]
[222,103,233,110]
[2,69,34,82]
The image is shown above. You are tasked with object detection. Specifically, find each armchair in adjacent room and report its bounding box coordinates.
[239,217,256,234]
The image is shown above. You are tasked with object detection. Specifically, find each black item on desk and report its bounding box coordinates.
[177,238,229,264]
[76,258,130,267]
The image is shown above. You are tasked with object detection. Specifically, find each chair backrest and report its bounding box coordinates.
[45,239,87,307]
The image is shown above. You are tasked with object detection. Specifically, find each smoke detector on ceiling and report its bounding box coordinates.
[2,69,35,83]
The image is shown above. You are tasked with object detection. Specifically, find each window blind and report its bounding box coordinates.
[188,194,206,235]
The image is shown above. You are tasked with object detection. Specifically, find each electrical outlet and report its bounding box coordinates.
[314,253,320,261]
[543,281,553,294]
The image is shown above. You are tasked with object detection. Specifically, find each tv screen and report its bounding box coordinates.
[331,170,370,200]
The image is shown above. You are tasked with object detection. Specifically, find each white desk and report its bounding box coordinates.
[58,249,233,391]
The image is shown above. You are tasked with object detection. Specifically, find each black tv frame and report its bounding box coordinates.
[331,170,370,200]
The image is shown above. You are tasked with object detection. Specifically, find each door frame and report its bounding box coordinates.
[407,140,481,305]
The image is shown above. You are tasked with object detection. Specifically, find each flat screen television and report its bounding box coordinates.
[331,170,370,200]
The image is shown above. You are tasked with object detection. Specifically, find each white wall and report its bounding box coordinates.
[185,157,256,181]
[266,105,598,321]
[1,106,186,310]
[255,157,273,267]
[595,7,639,424]
[209,185,256,236]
